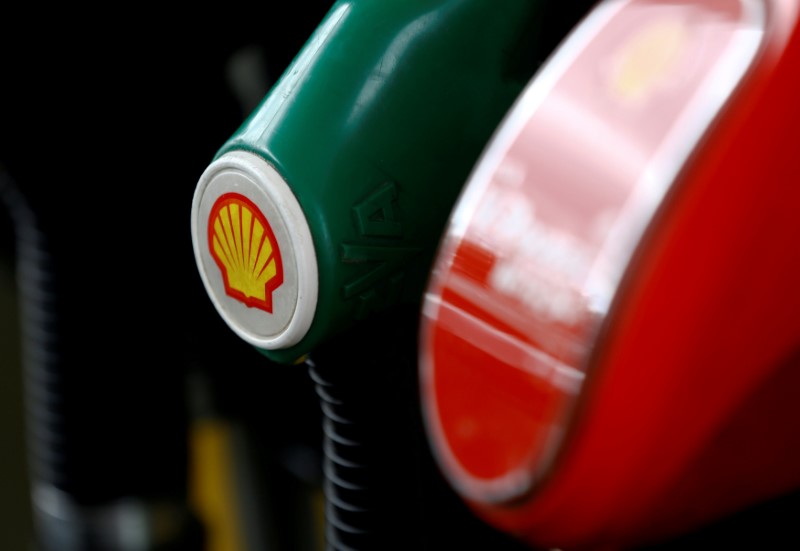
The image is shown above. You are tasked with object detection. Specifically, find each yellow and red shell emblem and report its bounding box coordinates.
[207,193,284,313]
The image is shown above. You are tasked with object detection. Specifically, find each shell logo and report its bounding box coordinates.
[610,19,688,104]
[207,192,284,313]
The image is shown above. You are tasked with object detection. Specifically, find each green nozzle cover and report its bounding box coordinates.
[192,0,548,364]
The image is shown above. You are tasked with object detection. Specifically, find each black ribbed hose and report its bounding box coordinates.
[307,358,374,551]
[0,169,63,494]
[302,303,433,551]
[0,168,202,551]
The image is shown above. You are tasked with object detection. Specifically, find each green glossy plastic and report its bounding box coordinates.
[213,0,548,364]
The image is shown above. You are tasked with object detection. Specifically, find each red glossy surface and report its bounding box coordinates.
[421,0,800,548]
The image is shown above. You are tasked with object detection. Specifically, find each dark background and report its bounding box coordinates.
[0,5,340,550]
[2,3,800,551]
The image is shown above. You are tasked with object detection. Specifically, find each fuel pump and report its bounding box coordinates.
[189,1,596,549]
[420,0,800,549]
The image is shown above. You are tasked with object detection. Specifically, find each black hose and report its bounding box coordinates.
[307,357,374,551]
[0,168,62,495]
[302,303,435,551]
[0,167,203,551]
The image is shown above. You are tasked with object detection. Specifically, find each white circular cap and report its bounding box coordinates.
[191,150,318,350]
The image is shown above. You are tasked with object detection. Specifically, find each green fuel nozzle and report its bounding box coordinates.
[191,0,549,364]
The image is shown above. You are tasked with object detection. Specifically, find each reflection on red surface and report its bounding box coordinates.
[421,0,800,549]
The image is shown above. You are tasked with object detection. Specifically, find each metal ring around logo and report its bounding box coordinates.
[191,150,318,350]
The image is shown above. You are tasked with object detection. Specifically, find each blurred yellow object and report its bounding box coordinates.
[612,18,688,102]
[190,418,245,551]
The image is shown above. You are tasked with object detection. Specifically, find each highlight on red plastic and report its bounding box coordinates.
[420,1,800,549]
